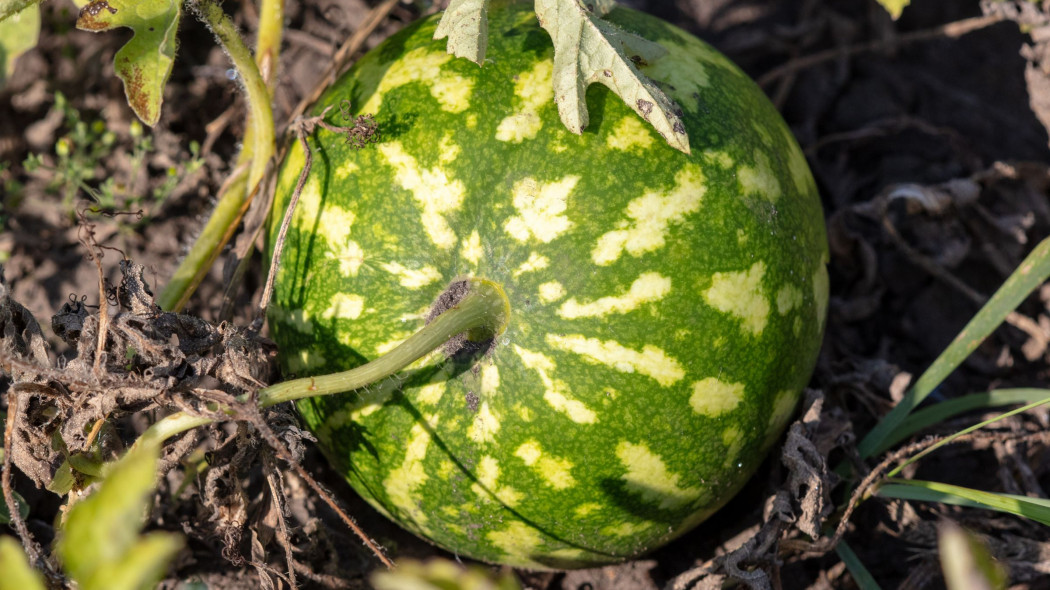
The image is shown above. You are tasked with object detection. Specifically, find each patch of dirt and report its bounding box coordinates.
[4,0,1050,588]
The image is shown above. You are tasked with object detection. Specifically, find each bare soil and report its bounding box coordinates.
[3,0,1050,589]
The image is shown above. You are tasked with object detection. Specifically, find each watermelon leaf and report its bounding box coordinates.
[57,441,183,590]
[0,0,38,22]
[534,0,691,153]
[0,1,39,84]
[434,0,490,65]
[75,0,182,126]
[0,537,46,590]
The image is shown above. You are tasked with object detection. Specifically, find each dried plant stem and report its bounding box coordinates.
[158,0,276,312]
[757,14,1004,88]
[3,388,51,578]
[285,0,401,127]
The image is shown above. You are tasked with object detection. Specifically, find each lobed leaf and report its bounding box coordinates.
[0,1,39,85]
[434,0,489,65]
[534,0,691,153]
[76,0,182,126]
[57,440,181,588]
[0,536,46,590]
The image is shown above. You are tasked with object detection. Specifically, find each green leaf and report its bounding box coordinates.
[888,388,1050,450]
[81,532,184,590]
[0,536,47,590]
[0,488,29,526]
[835,540,883,590]
[371,558,523,590]
[0,0,38,22]
[879,479,1050,526]
[434,0,490,65]
[76,0,182,126]
[938,521,1007,590]
[859,236,1050,458]
[534,0,691,154]
[57,440,182,589]
[0,1,39,84]
[875,0,910,20]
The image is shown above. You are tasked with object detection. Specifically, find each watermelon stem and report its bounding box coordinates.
[256,278,510,406]
[133,279,511,447]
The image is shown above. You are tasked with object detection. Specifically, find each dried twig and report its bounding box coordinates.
[758,14,1005,87]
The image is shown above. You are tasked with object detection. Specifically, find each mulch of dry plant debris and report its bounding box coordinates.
[3,0,1050,589]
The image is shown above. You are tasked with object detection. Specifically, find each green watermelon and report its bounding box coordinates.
[268,0,828,569]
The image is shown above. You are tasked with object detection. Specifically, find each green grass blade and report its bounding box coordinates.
[835,539,883,590]
[886,393,1050,478]
[859,236,1050,458]
[878,479,1050,526]
[886,388,1050,450]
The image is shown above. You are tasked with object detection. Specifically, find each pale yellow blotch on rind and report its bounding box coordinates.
[514,440,576,490]
[813,264,830,332]
[736,229,748,245]
[486,521,545,569]
[335,160,359,180]
[574,503,603,518]
[513,252,550,277]
[783,126,813,196]
[417,381,446,405]
[722,426,745,470]
[514,403,535,422]
[546,334,685,387]
[378,142,464,250]
[471,455,523,507]
[495,60,553,143]
[702,261,770,336]
[379,261,442,289]
[504,176,578,243]
[285,347,326,374]
[751,120,773,146]
[321,293,365,321]
[538,281,566,303]
[361,47,473,114]
[616,441,703,510]
[373,331,411,355]
[776,285,804,315]
[689,378,745,417]
[592,166,705,266]
[558,272,670,319]
[513,345,597,424]
[383,420,436,531]
[602,521,655,538]
[467,402,501,444]
[606,116,655,151]
[290,175,322,230]
[738,150,781,202]
[764,389,798,449]
[316,204,364,276]
[438,132,460,164]
[461,230,483,266]
[702,150,734,168]
[272,307,314,334]
[481,364,500,395]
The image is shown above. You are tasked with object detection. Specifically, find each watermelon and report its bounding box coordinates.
[267,0,828,569]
